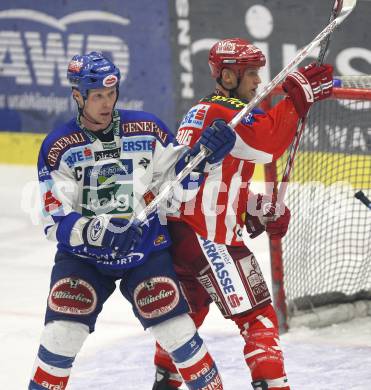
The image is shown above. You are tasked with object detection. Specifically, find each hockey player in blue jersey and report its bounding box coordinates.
[29,52,236,390]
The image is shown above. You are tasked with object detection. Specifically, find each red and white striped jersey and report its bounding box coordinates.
[174,92,299,245]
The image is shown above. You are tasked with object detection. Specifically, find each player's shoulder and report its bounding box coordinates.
[199,93,265,123]
[40,118,88,169]
[42,118,85,148]
[118,109,169,128]
[119,109,174,145]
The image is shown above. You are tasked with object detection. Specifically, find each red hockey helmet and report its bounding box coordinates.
[208,38,266,79]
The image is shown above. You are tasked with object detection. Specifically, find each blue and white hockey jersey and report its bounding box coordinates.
[37,109,201,270]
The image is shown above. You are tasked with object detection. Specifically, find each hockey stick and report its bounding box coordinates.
[276,0,355,204]
[355,191,371,210]
[135,0,357,224]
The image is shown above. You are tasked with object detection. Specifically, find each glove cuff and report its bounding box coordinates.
[56,211,84,246]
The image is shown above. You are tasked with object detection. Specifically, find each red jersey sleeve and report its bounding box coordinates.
[233,98,299,162]
[176,103,208,147]
[205,97,299,163]
[177,94,299,163]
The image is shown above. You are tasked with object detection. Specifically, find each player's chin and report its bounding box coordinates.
[99,113,112,124]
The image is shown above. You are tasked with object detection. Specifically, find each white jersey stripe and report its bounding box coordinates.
[231,132,273,163]
[201,168,224,242]
[225,161,244,244]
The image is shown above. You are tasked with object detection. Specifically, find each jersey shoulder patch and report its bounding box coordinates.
[120,109,174,146]
[179,103,210,129]
[42,120,88,169]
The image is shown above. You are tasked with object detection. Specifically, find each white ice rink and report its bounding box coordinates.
[1,164,371,390]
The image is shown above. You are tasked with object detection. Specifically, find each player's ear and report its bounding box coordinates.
[221,68,236,88]
[72,88,84,108]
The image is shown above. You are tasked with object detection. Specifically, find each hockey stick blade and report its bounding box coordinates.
[355,191,371,210]
[135,0,356,224]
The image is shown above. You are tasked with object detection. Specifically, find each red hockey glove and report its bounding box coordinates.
[282,63,333,118]
[265,205,291,240]
[245,193,291,240]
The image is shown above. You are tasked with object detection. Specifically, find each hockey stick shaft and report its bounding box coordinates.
[277,0,355,203]
[136,0,356,223]
[135,147,208,223]
[317,0,344,64]
[355,191,371,210]
[230,0,355,129]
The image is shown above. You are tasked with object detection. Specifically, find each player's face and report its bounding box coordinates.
[236,67,262,101]
[83,86,118,128]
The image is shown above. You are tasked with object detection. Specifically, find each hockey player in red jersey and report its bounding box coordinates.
[152,38,334,390]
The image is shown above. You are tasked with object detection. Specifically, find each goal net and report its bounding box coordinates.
[265,77,371,329]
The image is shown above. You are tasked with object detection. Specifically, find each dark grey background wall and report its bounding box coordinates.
[0,0,369,134]
[170,0,371,125]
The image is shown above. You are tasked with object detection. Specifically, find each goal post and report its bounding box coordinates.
[262,78,371,331]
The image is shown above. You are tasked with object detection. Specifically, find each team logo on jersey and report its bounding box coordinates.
[154,234,167,246]
[134,277,179,319]
[38,166,50,178]
[82,183,133,216]
[202,95,246,110]
[241,112,255,126]
[47,132,86,167]
[180,104,210,129]
[43,190,62,213]
[94,147,121,161]
[122,137,155,153]
[143,190,155,205]
[63,146,93,168]
[82,160,134,216]
[48,277,97,315]
[176,128,193,145]
[102,141,118,150]
[84,160,133,185]
[138,157,150,169]
[96,252,145,269]
[122,121,168,145]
